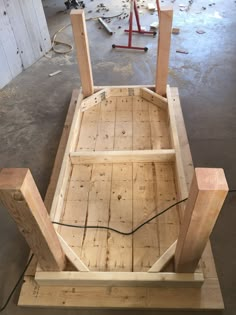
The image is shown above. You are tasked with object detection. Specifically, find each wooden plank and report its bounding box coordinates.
[70,10,94,97]
[94,85,155,93]
[108,87,141,97]
[50,89,84,225]
[44,89,79,211]
[155,6,173,96]
[114,96,133,150]
[75,164,110,271]
[175,168,228,273]
[70,150,175,164]
[57,233,89,272]
[132,162,160,271]
[169,87,193,189]
[0,168,66,271]
[170,87,223,307]
[141,88,168,110]
[35,271,203,288]
[149,103,171,150]
[148,240,177,272]
[19,277,223,309]
[167,85,188,219]
[107,163,133,271]
[154,163,179,255]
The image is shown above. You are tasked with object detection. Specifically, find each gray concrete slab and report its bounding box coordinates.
[0,0,236,314]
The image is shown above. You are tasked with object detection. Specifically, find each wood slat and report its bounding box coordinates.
[70,150,175,164]
[35,271,204,287]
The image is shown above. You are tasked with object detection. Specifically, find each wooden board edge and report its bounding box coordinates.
[94,85,155,96]
[34,271,204,288]
[169,87,224,306]
[141,87,168,111]
[18,276,224,309]
[148,240,177,272]
[70,149,176,164]
[50,89,84,223]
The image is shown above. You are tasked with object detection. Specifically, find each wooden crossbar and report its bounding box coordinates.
[70,149,175,164]
[35,271,204,287]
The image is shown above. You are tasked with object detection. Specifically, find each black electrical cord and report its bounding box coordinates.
[52,198,188,235]
[0,254,34,313]
[1,188,236,312]
[52,188,236,235]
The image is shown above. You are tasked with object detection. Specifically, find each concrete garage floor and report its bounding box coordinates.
[0,0,236,314]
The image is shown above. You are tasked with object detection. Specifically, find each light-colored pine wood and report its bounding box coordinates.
[19,276,224,309]
[132,162,160,271]
[77,94,170,152]
[80,164,110,271]
[175,168,228,273]
[57,233,89,272]
[18,87,224,310]
[81,89,109,112]
[50,89,84,225]
[35,271,203,287]
[94,85,155,94]
[155,6,173,96]
[70,10,94,97]
[166,85,188,219]
[148,240,177,272]
[70,149,175,164]
[44,89,79,212]
[0,168,66,271]
[141,88,168,110]
[107,163,133,271]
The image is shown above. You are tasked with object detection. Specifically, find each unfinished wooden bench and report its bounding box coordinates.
[0,7,227,310]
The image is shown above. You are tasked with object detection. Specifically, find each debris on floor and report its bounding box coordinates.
[147,3,156,11]
[96,3,109,13]
[150,21,159,29]
[172,27,180,34]
[179,0,194,12]
[98,17,114,35]
[196,29,206,34]
[49,70,62,77]
[176,49,189,54]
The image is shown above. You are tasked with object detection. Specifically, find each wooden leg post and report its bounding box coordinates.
[0,168,66,271]
[175,168,228,272]
[155,6,173,96]
[70,10,94,97]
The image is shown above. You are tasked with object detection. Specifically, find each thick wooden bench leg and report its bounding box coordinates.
[0,168,66,271]
[175,168,228,273]
[70,10,94,97]
[155,6,173,96]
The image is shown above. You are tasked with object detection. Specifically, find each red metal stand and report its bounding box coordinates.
[112,0,156,52]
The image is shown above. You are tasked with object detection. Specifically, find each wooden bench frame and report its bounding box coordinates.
[0,7,227,310]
